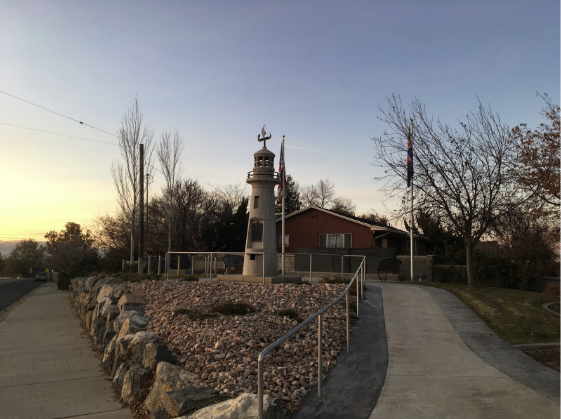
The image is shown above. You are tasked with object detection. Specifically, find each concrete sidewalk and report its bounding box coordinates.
[0,283,131,419]
[369,282,560,419]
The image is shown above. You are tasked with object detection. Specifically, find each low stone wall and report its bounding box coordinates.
[69,276,282,419]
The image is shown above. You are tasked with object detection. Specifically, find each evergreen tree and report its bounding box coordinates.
[275,175,302,218]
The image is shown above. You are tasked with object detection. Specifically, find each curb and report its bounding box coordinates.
[0,282,45,324]
[514,342,560,350]
[542,302,560,317]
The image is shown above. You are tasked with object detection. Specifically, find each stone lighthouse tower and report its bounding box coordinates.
[242,130,279,277]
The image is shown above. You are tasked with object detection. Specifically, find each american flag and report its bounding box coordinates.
[278,139,285,199]
[407,126,414,187]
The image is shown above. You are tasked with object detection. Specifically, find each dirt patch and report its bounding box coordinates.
[521,347,560,371]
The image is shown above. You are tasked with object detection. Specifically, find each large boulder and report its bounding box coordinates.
[106,334,137,377]
[91,317,107,346]
[113,360,134,389]
[121,363,153,405]
[180,392,283,419]
[84,276,100,292]
[118,293,148,314]
[97,283,127,304]
[100,298,120,322]
[143,340,175,371]
[114,311,149,337]
[145,362,218,417]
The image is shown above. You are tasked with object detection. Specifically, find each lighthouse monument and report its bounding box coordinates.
[242,127,279,277]
[219,127,300,283]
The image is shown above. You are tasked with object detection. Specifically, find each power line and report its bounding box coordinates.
[0,122,118,145]
[0,89,118,137]
[277,143,371,163]
[2,121,164,175]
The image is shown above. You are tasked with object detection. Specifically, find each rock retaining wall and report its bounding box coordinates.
[70,276,282,419]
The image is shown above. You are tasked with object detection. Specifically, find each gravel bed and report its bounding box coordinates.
[130,280,355,414]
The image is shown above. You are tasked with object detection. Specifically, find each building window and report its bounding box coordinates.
[319,234,352,248]
[254,196,260,209]
[277,234,289,247]
[382,238,388,248]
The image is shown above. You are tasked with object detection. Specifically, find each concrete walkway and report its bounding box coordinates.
[290,285,389,419]
[369,282,560,419]
[0,283,131,419]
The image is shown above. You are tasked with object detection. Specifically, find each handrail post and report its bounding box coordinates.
[318,313,323,397]
[209,253,213,280]
[356,276,359,318]
[346,291,350,352]
[309,254,312,283]
[177,255,180,276]
[341,255,344,275]
[258,356,264,419]
[360,263,364,300]
[262,252,265,284]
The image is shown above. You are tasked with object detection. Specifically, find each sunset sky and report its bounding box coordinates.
[0,0,558,249]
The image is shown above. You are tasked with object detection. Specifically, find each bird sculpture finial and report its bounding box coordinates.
[258,125,272,147]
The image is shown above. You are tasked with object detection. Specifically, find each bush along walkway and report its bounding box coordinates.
[69,276,283,419]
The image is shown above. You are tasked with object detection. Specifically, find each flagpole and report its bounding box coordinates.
[281,136,286,276]
[409,120,414,282]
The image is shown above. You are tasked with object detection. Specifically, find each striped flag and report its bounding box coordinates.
[278,139,285,198]
[407,126,414,187]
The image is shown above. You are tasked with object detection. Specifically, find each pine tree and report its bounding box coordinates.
[275,175,302,218]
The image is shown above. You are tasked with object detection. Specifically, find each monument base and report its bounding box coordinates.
[216,275,302,284]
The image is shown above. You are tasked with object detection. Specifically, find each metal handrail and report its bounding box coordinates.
[257,256,366,418]
[166,251,266,283]
[247,171,280,179]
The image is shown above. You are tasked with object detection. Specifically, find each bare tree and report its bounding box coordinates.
[157,130,184,276]
[300,178,335,208]
[330,196,357,216]
[111,98,154,272]
[372,95,518,287]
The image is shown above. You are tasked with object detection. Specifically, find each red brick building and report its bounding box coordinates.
[275,206,426,255]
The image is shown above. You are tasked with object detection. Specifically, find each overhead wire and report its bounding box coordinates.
[0,89,118,137]
[0,122,118,145]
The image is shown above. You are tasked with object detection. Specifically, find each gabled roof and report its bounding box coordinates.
[277,206,427,239]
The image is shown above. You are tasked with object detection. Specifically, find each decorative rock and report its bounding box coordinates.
[114,311,149,337]
[121,363,153,405]
[102,301,121,322]
[118,293,147,314]
[178,392,283,419]
[143,340,175,371]
[113,360,133,390]
[162,387,222,417]
[91,317,107,346]
[97,283,127,304]
[144,361,203,415]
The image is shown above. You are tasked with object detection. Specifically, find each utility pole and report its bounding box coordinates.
[138,144,145,274]
[146,172,150,274]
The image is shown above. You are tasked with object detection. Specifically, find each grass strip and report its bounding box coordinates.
[411,282,560,345]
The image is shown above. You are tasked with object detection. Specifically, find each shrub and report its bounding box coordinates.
[173,308,215,321]
[112,272,162,282]
[180,275,199,282]
[211,302,256,316]
[433,265,468,284]
[277,309,303,322]
[543,283,560,297]
[57,272,71,290]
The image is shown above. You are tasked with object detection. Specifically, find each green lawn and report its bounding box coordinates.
[411,282,560,345]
